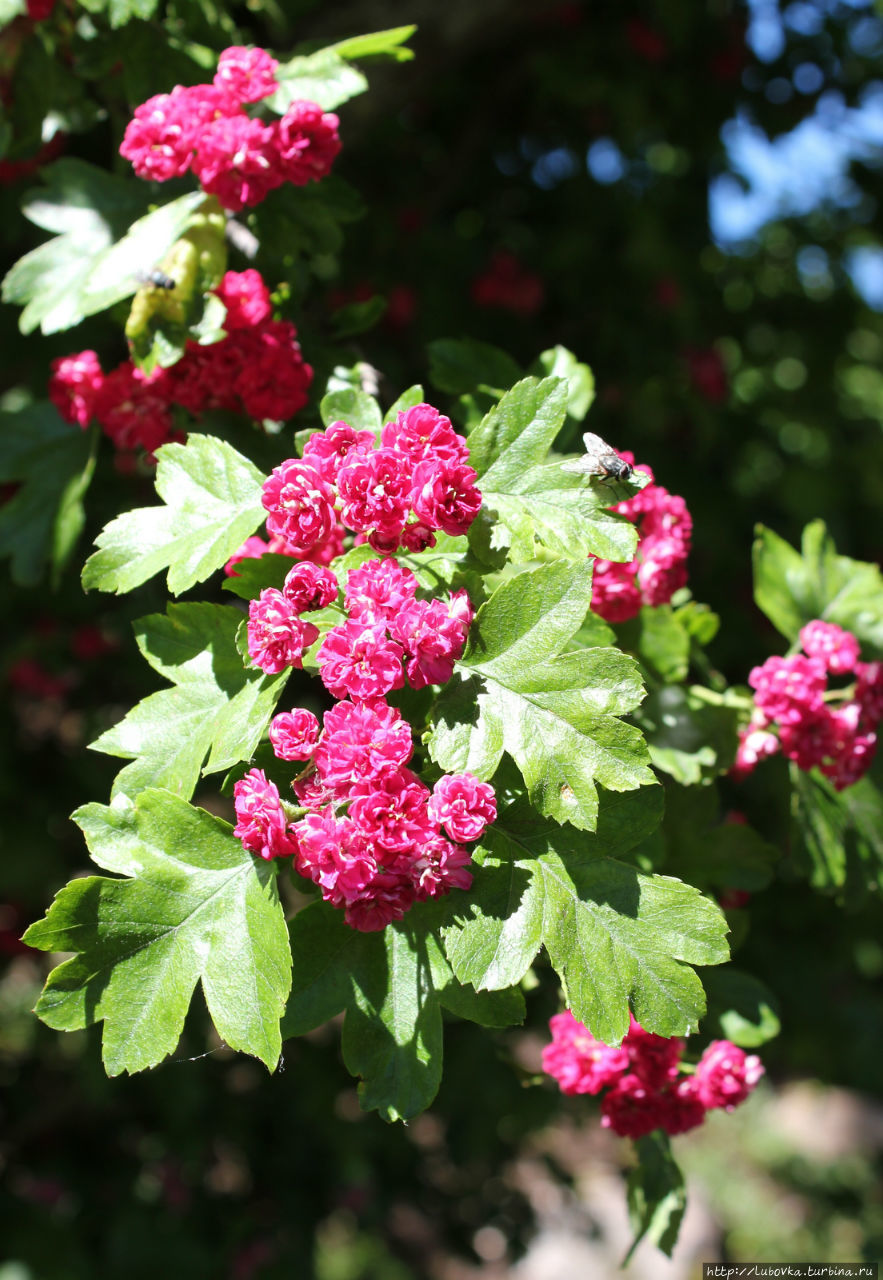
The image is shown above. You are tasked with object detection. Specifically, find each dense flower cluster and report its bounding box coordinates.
[48,270,311,452]
[119,47,341,212]
[590,454,692,623]
[235,553,493,930]
[733,619,882,790]
[259,403,482,558]
[542,1010,763,1139]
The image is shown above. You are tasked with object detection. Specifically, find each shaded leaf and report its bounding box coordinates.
[790,765,883,899]
[0,402,96,586]
[625,1134,686,1263]
[283,901,524,1121]
[428,338,521,397]
[702,968,781,1048]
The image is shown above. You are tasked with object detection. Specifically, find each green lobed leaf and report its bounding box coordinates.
[91,604,289,801]
[753,521,883,657]
[4,160,205,335]
[24,790,292,1074]
[0,402,96,586]
[659,781,778,892]
[427,338,521,398]
[466,376,567,484]
[624,1134,686,1263]
[486,461,640,564]
[320,387,382,433]
[267,49,369,113]
[81,434,266,595]
[385,384,425,421]
[636,685,743,785]
[529,345,595,421]
[701,968,781,1048]
[222,553,296,601]
[465,377,639,562]
[330,26,417,62]
[282,901,524,1121]
[634,605,691,685]
[431,562,654,830]
[790,765,883,898]
[442,790,728,1043]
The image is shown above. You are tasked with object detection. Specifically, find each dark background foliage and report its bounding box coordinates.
[2,0,882,1274]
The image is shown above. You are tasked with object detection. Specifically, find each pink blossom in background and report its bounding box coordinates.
[693,1041,764,1111]
[213,46,279,105]
[49,350,104,427]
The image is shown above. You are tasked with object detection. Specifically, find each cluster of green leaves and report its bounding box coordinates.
[26,366,738,1147]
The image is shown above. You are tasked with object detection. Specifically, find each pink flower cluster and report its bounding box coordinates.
[119,47,341,212]
[542,1010,763,1139]
[260,403,482,558]
[590,454,693,623]
[48,270,312,453]
[235,576,492,930]
[247,556,473,698]
[733,620,882,790]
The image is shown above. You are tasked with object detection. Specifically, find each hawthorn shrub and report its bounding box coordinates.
[2,3,882,1270]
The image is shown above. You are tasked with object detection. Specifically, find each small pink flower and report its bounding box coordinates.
[693,1040,764,1111]
[233,769,299,860]
[93,362,174,453]
[313,699,413,789]
[408,834,473,899]
[389,597,470,689]
[749,654,827,726]
[262,459,336,552]
[344,558,418,622]
[349,767,433,854]
[410,458,482,537]
[214,46,279,105]
[271,100,342,185]
[799,620,861,675]
[119,90,198,182]
[317,620,405,701]
[269,708,321,760]
[600,1074,671,1139]
[542,1011,630,1096]
[49,350,104,427]
[192,114,283,211]
[247,588,319,673]
[380,403,469,465]
[338,448,413,541]
[214,269,272,330]
[294,809,376,904]
[428,773,496,843]
[623,1015,684,1090]
[301,421,375,482]
[731,725,780,780]
[233,320,313,420]
[282,561,338,612]
[591,558,642,624]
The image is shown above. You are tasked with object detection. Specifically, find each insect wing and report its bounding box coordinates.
[561,430,611,475]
